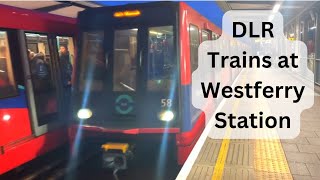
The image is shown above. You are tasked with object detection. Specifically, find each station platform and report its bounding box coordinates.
[186,95,320,180]
[178,69,320,180]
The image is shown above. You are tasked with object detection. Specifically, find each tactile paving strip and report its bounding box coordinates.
[254,140,292,180]
[187,138,221,180]
[187,138,293,180]
[195,139,221,165]
[225,142,254,168]
[187,68,295,180]
[187,165,214,180]
[222,167,255,180]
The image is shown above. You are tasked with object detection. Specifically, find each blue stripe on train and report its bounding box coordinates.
[181,84,202,132]
[0,88,27,108]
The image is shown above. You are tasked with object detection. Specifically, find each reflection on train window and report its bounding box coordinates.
[212,33,219,40]
[202,30,210,42]
[79,31,105,92]
[25,33,57,125]
[189,24,199,73]
[113,29,137,92]
[57,36,74,87]
[147,26,175,91]
[0,31,18,99]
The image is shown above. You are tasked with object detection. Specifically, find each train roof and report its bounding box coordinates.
[0,1,225,29]
[0,4,76,35]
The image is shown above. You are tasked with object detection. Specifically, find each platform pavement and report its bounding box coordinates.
[281,96,320,180]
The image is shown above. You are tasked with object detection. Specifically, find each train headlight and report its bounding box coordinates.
[77,108,92,120]
[2,114,10,121]
[159,110,174,122]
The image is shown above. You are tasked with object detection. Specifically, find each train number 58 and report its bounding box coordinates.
[161,99,172,107]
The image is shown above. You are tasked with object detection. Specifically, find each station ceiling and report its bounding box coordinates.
[223,1,318,25]
[0,1,101,18]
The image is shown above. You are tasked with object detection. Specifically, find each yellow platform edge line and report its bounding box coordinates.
[210,68,293,180]
[211,70,245,180]
[211,92,241,179]
[211,132,231,180]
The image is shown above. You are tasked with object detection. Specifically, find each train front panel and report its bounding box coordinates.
[74,3,181,132]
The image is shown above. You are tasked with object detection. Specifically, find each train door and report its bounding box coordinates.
[18,31,74,136]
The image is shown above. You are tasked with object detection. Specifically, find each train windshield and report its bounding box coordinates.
[78,27,176,93]
[147,26,175,91]
[78,31,105,92]
[113,29,137,92]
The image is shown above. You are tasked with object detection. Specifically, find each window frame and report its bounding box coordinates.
[24,32,57,90]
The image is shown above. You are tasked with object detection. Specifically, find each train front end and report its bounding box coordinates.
[70,2,181,169]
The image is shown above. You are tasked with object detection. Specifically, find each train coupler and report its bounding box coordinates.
[101,143,134,173]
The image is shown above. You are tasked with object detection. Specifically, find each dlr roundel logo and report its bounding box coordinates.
[115,94,134,115]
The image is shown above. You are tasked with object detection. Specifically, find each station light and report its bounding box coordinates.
[272,3,281,13]
[113,10,141,18]
[269,3,281,22]
[77,108,92,120]
[150,31,163,36]
[159,110,174,122]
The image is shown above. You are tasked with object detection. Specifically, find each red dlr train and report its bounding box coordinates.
[70,2,235,166]
[0,4,76,174]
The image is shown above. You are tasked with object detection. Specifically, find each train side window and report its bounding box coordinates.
[147,26,175,91]
[202,30,210,42]
[79,31,105,92]
[25,33,57,125]
[57,36,74,87]
[0,31,18,99]
[189,24,199,72]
